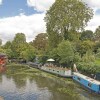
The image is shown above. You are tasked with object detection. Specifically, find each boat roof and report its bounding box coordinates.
[73,72,100,85]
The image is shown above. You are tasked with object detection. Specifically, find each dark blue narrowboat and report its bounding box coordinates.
[73,72,100,94]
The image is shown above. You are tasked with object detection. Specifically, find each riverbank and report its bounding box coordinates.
[5,63,81,99]
[4,63,100,100]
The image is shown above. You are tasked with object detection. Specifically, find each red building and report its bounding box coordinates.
[0,53,7,72]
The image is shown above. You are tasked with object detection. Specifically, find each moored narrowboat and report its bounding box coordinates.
[41,65,72,78]
[73,72,100,94]
[41,58,72,77]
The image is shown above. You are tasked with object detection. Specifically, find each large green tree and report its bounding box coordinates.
[45,0,93,47]
[57,40,74,66]
[20,45,35,61]
[3,41,12,49]
[11,33,27,58]
[33,33,48,51]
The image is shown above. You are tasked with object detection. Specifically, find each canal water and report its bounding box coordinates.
[0,64,100,100]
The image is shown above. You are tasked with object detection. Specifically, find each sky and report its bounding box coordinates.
[0,0,100,44]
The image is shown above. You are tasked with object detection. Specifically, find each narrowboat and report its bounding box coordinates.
[41,65,72,78]
[27,62,41,69]
[73,72,100,94]
[41,58,72,77]
[0,53,7,73]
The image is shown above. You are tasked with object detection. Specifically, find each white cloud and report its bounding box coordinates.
[26,0,100,32]
[85,15,100,32]
[0,13,46,44]
[83,0,100,9]
[27,0,55,12]
[0,0,100,45]
[82,0,100,32]
[0,0,2,5]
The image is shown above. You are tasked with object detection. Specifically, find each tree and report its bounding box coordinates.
[96,48,100,59]
[49,48,60,63]
[0,39,2,46]
[45,0,93,47]
[80,30,94,41]
[94,42,100,53]
[3,41,12,49]
[94,26,100,42]
[11,33,27,58]
[20,45,35,61]
[76,40,94,56]
[13,33,26,44]
[5,49,14,59]
[33,33,48,51]
[82,50,95,62]
[57,40,74,66]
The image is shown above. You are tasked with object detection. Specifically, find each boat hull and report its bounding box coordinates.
[41,66,72,78]
[73,72,100,94]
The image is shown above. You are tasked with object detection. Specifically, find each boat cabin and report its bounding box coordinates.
[73,72,100,94]
[95,73,100,81]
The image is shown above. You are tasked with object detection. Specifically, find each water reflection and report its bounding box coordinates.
[0,75,52,100]
[0,66,100,100]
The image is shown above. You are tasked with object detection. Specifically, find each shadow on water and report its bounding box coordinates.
[0,64,99,100]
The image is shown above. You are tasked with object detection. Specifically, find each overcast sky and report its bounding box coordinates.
[0,0,100,44]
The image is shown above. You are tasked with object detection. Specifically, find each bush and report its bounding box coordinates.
[77,62,100,74]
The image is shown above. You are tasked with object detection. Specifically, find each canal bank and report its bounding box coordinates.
[0,63,99,100]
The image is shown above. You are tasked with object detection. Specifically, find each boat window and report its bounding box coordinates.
[57,71,59,73]
[99,85,100,91]
[77,77,81,81]
[73,76,75,78]
[53,70,54,71]
[88,83,92,87]
[95,73,100,81]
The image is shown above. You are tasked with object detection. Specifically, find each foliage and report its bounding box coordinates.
[20,45,35,61]
[82,50,95,62]
[95,48,100,58]
[38,55,48,64]
[57,40,74,66]
[3,33,36,61]
[94,42,100,53]
[49,48,60,63]
[94,26,100,41]
[76,40,94,56]
[5,49,14,59]
[80,30,94,41]
[11,33,27,58]
[0,46,6,53]
[77,62,100,74]
[33,33,48,51]
[73,52,81,63]
[3,41,12,49]
[45,0,93,47]
[68,31,80,41]
[0,39,2,46]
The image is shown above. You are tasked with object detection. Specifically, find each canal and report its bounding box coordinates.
[0,64,100,100]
